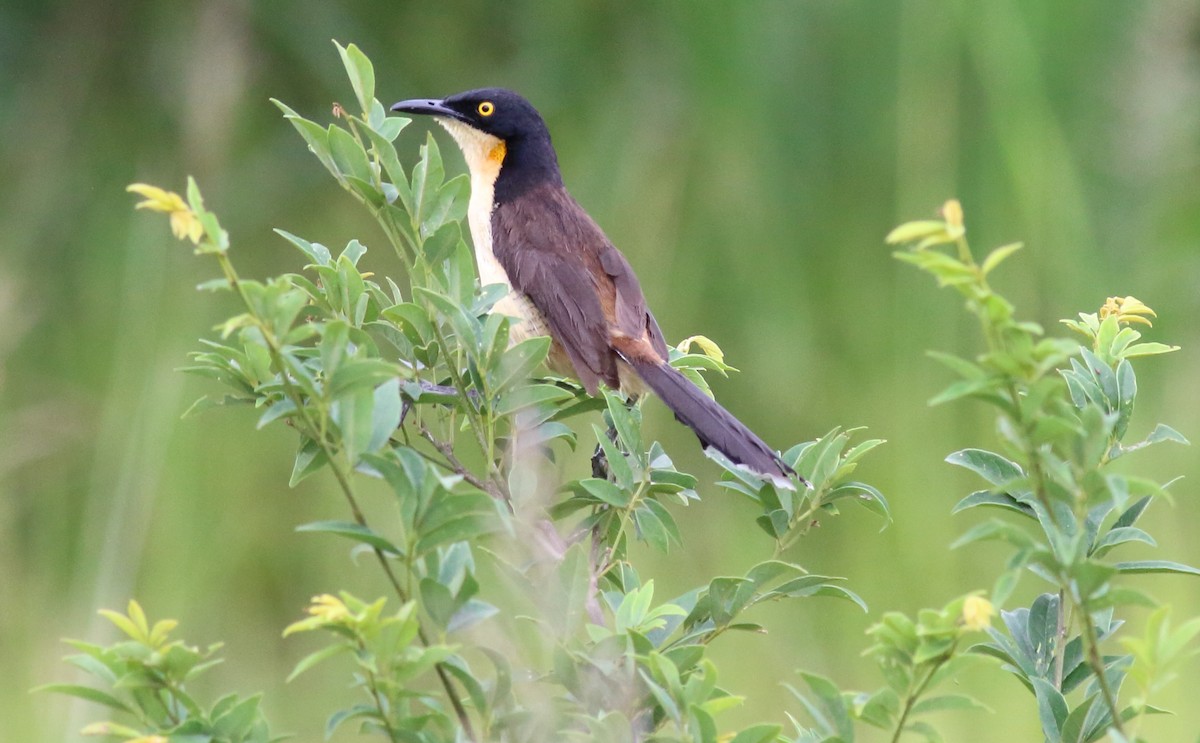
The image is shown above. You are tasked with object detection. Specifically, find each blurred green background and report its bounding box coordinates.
[3,1,1198,740]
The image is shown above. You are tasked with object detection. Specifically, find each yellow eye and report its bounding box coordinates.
[477,101,495,117]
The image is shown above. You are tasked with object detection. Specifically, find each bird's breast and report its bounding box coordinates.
[465,162,556,351]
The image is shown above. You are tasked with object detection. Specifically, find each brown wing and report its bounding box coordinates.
[599,246,669,360]
[492,184,621,393]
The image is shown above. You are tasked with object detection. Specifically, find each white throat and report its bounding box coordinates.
[436,117,548,343]
[436,118,508,291]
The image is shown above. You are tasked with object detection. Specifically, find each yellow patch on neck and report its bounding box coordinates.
[488,140,507,164]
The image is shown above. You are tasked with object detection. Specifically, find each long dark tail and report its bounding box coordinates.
[624,356,796,488]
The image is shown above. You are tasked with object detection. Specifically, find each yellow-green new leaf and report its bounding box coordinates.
[885,220,949,245]
[981,242,1023,275]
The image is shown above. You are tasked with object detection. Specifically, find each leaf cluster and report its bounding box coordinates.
[886,203,1196,743]
[38,601,278,743]
[787,594,993,743]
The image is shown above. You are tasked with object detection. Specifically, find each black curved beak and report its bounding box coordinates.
[390,98,467,122]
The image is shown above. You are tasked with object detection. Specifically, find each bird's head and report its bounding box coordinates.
[391,88,545,141]
[391,88,560,196]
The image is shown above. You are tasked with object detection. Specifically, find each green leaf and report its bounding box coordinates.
[910,693,990,716]
[274,228,331,266]
[893,248,976,286]
[182,393,249,419]
[328,359,401,399]
[903,720,943,742]
[447,599,499,634]
[334,41,375,114]
[412,132,446,223]
[290,437,328,486]
[376,115,407,142]
[327,125,373,184]
[729,723,783,743]
[212,693,263,738]
[414,286,478,349]
[634,505,672,553]
[383,302,434,344]
[493,336,552,393]
[359,124,411,209]
[799,671,854,741]
[926,350,985,379]
[604,390,644,459]
[286,644,348,682]
[1122,341,1179,358]
[1031,677,1067,743]
[1112,495,1152,530]
[1092,527,1155,558]
[332,384,374,464]
[945,448,1023,487]
[1059,693,1101,743]
[643,498,682,551]
[980,242,1023,275]
[952,490,1035,518]
[340,238,367,266]
[63,653,118,684]
[1069,560,1116,601]
[424,174,471,234]
[885,220,949,244]
[798,582,868,612]
[589,424,634,492]
[827,481,891,527]
[272,99,338,176]
[319,320,350,376]
[573,477,631,507]
[414,512,499,557]
[554,543,593,637]
[420,577,457,629]
[1139,423,1189,447]
[367,378,403,453]
[295,520,402,556]
[325,704,379,740]
[423,222,464,269]
[1115,560,1200,577]
[951,519,1037,550]
[928,377,1003,407]
[33,684,131,713]
[1089,587,1158,611]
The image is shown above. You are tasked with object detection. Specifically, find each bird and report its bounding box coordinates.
[391,88,795,488]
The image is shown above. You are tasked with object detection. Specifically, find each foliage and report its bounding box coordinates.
[45,46,1197,743]
[36,601,278,743]
[890,201,1193,742]
[787,594,994,743]
[785,201,1197,743]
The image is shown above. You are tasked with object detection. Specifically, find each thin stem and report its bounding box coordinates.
[1078,602,1124,735]
[1002,381,1059,527]
[427,321,509,499]
[358,642,402,743]
[600,480,649,576]
[890,652,951,743]
[774,494,826,557]
[416,421,499,497]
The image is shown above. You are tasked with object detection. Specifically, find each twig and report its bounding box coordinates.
[1078,602,1124,736]
[416,421,503,499]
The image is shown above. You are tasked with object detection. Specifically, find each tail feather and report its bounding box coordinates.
[624,355,795,488]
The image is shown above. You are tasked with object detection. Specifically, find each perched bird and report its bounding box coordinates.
[391,88,794,487]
